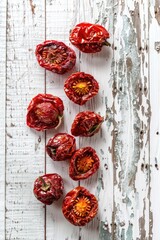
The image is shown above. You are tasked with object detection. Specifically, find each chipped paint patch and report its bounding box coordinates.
[126,224,133,240]
[112,0,150,239]
[155,41,160,52]
[130,2,141,54]
[99,221,112,240]
[29,0,36,15]
[155,0,160,24]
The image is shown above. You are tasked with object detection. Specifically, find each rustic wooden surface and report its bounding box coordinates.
[0,0,160,239]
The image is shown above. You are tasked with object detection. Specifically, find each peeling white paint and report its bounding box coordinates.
[113,1,150,239]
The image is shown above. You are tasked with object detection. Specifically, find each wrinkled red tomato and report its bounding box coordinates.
[69,22,110,53]
[46,133,76,161]
[69,147,100,180]
[62,186,98,226]
[64,72,99,105]
[71,111,103,137]
[33,173,64,205]
[26,94,64,131]
[35,40,76,74]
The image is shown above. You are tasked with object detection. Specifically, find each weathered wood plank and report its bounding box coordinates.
[113,0,150,239]
[0,1,7,239]
[78,1,114,240]
[45,0,80,239]
[5,1,45,239]
[149,0,160,239]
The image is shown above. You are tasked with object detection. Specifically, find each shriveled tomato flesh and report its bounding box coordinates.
[76,155,94,173]
[69,147,100,180]
[35,102,58,124]
[46,133,76,161]
[73,196,91,217]
[41,45,67,65]
[35,40,76,74]
[72,80,92,96]
[64,72,99,105]
[69,22,110,53]
[62,186,98,226]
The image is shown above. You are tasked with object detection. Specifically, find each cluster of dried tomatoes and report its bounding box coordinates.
[27,22,110,226]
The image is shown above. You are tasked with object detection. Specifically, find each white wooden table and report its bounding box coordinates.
[1,0,160,239]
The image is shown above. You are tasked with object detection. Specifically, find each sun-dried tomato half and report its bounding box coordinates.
[62,186,98,226]
[64,72,99,105]
[69,147,100,180]
[46,133,76,161]
[71,111,103,137]
[69,22,110,53]
[35,40,76,74]
[33,173,64,205]
[26,94,64,131]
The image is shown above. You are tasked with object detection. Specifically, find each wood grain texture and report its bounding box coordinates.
[149,0,160,239]
[5,0,46,239]
[45,1,80,239]
[0,1,7,240]
[78,1,113,240]
[113,1,150,239]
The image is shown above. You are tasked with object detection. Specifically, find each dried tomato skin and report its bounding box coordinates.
[71,111,103,137]
[64,72,99,105]
[26,94,64,131]
[35,40,76,74]
[62,186,98,226]
[46,133,76,161]
[69,147,100,180]
[69,22,110,53]
[33,173,64,205]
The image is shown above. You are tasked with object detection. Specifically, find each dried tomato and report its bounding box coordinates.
[62,186,98,226]
[69,22,110,53]
[64,72,99,105]
[46,133,76,161]
[71,111,103,137]
[33,173,64,205]
[35,40,76,74]
[26,94,64,131]
[69,147,100,180]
